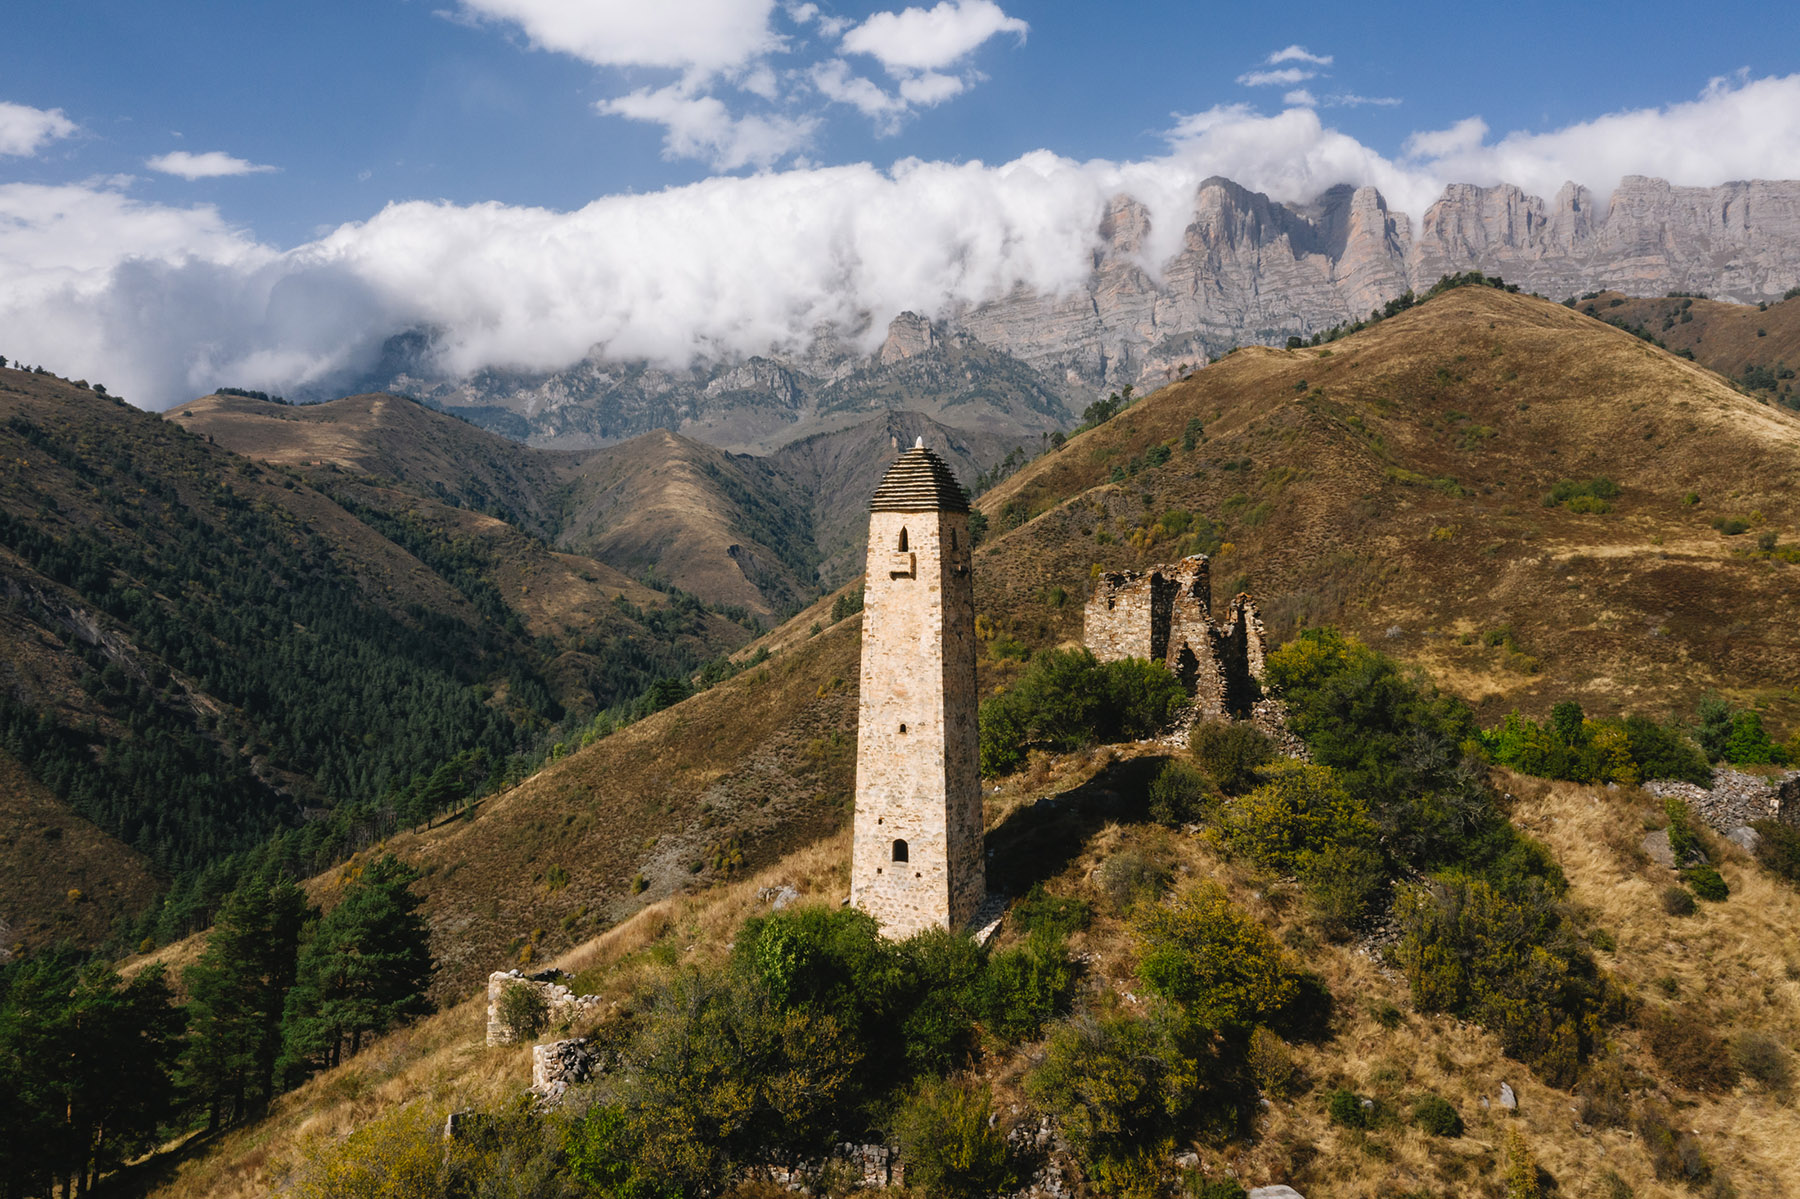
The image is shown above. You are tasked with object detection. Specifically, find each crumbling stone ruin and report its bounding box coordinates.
[850,440,984,939]
[1084,554,1267,719]
[531,1038,597,1105]
[484,969,601,1046]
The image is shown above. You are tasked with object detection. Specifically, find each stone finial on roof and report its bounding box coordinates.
[869,444,970,513]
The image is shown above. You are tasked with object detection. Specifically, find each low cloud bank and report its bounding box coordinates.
[5,74,1800,409]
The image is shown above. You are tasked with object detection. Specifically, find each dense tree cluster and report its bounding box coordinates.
[0,857,432,1197]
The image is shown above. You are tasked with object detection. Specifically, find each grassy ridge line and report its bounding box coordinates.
[964,285,1800,729]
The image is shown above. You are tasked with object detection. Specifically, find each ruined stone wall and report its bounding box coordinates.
[1083,554,1268,720]
[485,970,600,1046]
[850,509,983,937]
[1084,570,1172,662]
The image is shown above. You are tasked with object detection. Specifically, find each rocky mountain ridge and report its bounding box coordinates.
[365,175,1800,452]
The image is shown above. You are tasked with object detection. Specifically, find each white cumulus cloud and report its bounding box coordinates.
[1237,67,1314,88]
[146,150,279,179]
[1267,45,1332,66]
[454,0,781,76]
[0,102,78,157]
[839,0,1027,73]
[7,74,1800,411]
[599,85,817,169]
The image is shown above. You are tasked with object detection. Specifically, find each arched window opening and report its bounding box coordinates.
[897,527,909,551]
[892,839,909,863]
[898,722,907,734]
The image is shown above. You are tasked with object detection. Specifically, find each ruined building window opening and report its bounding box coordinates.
[892,839,909,863]
[897,527,909,552]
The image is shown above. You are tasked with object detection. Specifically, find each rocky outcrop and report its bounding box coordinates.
[876,312,936,364]
[960,175,1800,391]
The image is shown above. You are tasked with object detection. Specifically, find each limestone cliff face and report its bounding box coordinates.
[956,175,1800,390]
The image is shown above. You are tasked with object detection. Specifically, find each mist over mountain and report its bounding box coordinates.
[335,173,1800,455]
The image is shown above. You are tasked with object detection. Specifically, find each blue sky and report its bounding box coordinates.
[4,0,1800,406]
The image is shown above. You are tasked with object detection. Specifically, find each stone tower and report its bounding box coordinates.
[850,440,983,938]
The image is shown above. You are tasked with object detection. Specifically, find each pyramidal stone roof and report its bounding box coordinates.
[869,439,971,513]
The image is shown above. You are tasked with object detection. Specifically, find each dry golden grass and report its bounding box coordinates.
[1590,290,1800,383]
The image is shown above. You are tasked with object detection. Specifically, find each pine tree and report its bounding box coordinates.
[0,958,185,1196]
[279,855,432,1085]
[182,875,313,1129]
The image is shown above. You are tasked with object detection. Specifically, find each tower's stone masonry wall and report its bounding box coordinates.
[1084,554,1267,718]
[851,507,982,938]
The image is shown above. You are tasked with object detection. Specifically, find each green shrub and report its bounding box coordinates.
[496,979,550,1042]
[1188,1180,1247,1199]
[1148,759,1217,826]
[1132,883,1300,1031]
[980,930,1074,1043]
[1750,819,1800,886]
[576,971,862,1195]
[1299,840,1388,939]
[978,649,1187,775]
[1411,1093,1463,1137]
[1730,1030,1792,1090]
[1025,1009,1211,1195]
[1683,864,1729,901]
[1246,1026,1299,1099]
[891,1079,1011,1199]
[1661,885,1697,917]
[1097,851,1170,913]
[1394,873,1612,1085]
[1215,761,1378,876]
[1504,1129,1543,1199]
[1260,628,1500,869]
[1188,721,1273,795]
[1621,716,1712,786]
[1543,477,1621,509]
[1723,710,1784,765]
[1664,795,1702,866]
[897,929,988,1077]
[1011,884,1092,939]
[1325,1088,1369,1128]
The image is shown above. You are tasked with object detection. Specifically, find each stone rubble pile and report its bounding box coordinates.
[1644,768,1800,842]
[529,1038,596,1105]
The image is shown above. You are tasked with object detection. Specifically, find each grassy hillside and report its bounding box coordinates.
[108,284,1800,1199]
[971,284,1800,728]
[133,743,1800,1199]
[1577,291,1800,403]
[0,748,158,958]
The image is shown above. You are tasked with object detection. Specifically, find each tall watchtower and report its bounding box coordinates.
[850,440,983,938]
